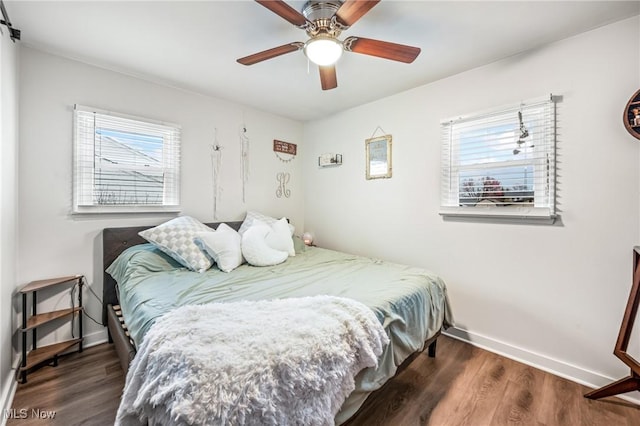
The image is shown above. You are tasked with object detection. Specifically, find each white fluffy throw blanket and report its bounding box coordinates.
[116,296,389,425]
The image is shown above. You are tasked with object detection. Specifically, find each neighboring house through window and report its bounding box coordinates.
[73,105,181,213]
[440,96,556,221]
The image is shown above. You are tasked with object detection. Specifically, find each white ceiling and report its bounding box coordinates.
[6,1,640,121]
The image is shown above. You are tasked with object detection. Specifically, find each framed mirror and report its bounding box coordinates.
[365,135,392,179]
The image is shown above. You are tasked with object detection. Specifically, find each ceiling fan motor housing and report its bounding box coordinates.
[302,0,345,37]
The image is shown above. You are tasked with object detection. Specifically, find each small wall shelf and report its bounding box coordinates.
[623,90,640,140]
[318,153,342,168]
[18,275,84,383]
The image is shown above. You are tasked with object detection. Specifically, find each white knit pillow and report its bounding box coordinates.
[264,218,295,257]
[193,223,244,273]
[241,225,288,267]
[139,216,214,272]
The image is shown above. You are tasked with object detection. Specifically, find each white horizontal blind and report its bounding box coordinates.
[441,96,555,219]
[73,105,181,213]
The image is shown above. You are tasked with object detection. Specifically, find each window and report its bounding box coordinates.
[440,96,556,221]
[73,105,181,213]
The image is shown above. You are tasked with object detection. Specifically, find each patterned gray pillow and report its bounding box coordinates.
[139,216,214,272]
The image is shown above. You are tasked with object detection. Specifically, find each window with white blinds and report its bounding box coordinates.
[73,105,181,213]
[440,96,556,220]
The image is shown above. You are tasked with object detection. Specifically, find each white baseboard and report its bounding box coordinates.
[443,327,640,405]
[83,328,109,349]
[1,358,20,426]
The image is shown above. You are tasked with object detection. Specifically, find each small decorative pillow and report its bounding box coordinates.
[241,224,289,267]
[239,210,295,236]
[193,223,244,273]
[263,218,295,257]
[138,216,214,272]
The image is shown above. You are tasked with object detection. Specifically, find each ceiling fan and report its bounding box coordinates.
[237,0,421,90]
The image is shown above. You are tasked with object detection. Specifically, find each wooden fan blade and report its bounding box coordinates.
[256,0,311,28]
[319,65,337,90]
[237,42,303,65]
[344,36,421,63]
[336,0,380,27]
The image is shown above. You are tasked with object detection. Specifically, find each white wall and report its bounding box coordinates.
[0,28,19,415]
[304,17,640,395]
[11,11,640,409]
[17,47,304,348]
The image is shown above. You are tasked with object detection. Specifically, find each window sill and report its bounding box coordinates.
[72,205,181,215]
[439,206,556,224]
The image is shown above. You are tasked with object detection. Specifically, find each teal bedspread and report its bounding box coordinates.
[107,243,452,423]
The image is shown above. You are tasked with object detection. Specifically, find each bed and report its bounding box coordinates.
[102,220,452,424]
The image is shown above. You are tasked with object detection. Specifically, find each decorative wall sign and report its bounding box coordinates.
[624,89,640,140]
[273,140,297,155]
[276,172,291,198]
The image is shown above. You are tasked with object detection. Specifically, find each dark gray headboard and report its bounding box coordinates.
[101,221,243,325]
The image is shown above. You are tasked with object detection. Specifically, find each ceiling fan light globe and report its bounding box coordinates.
[304,37,343,66]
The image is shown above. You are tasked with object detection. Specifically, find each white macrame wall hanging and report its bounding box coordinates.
[240,123,250,203]
[210,129,223,220]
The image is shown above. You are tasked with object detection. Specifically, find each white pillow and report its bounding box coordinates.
[138,216,214,272]
[193,223,244,273]
[263,218,295,257]
[241,225,288,267]
[239,210,295,236]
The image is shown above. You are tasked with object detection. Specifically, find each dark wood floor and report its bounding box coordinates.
[8,344,124,426]
[7,335,640,425]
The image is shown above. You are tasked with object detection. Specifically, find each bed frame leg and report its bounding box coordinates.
[108,329,113,344]
[428,339,437,358]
